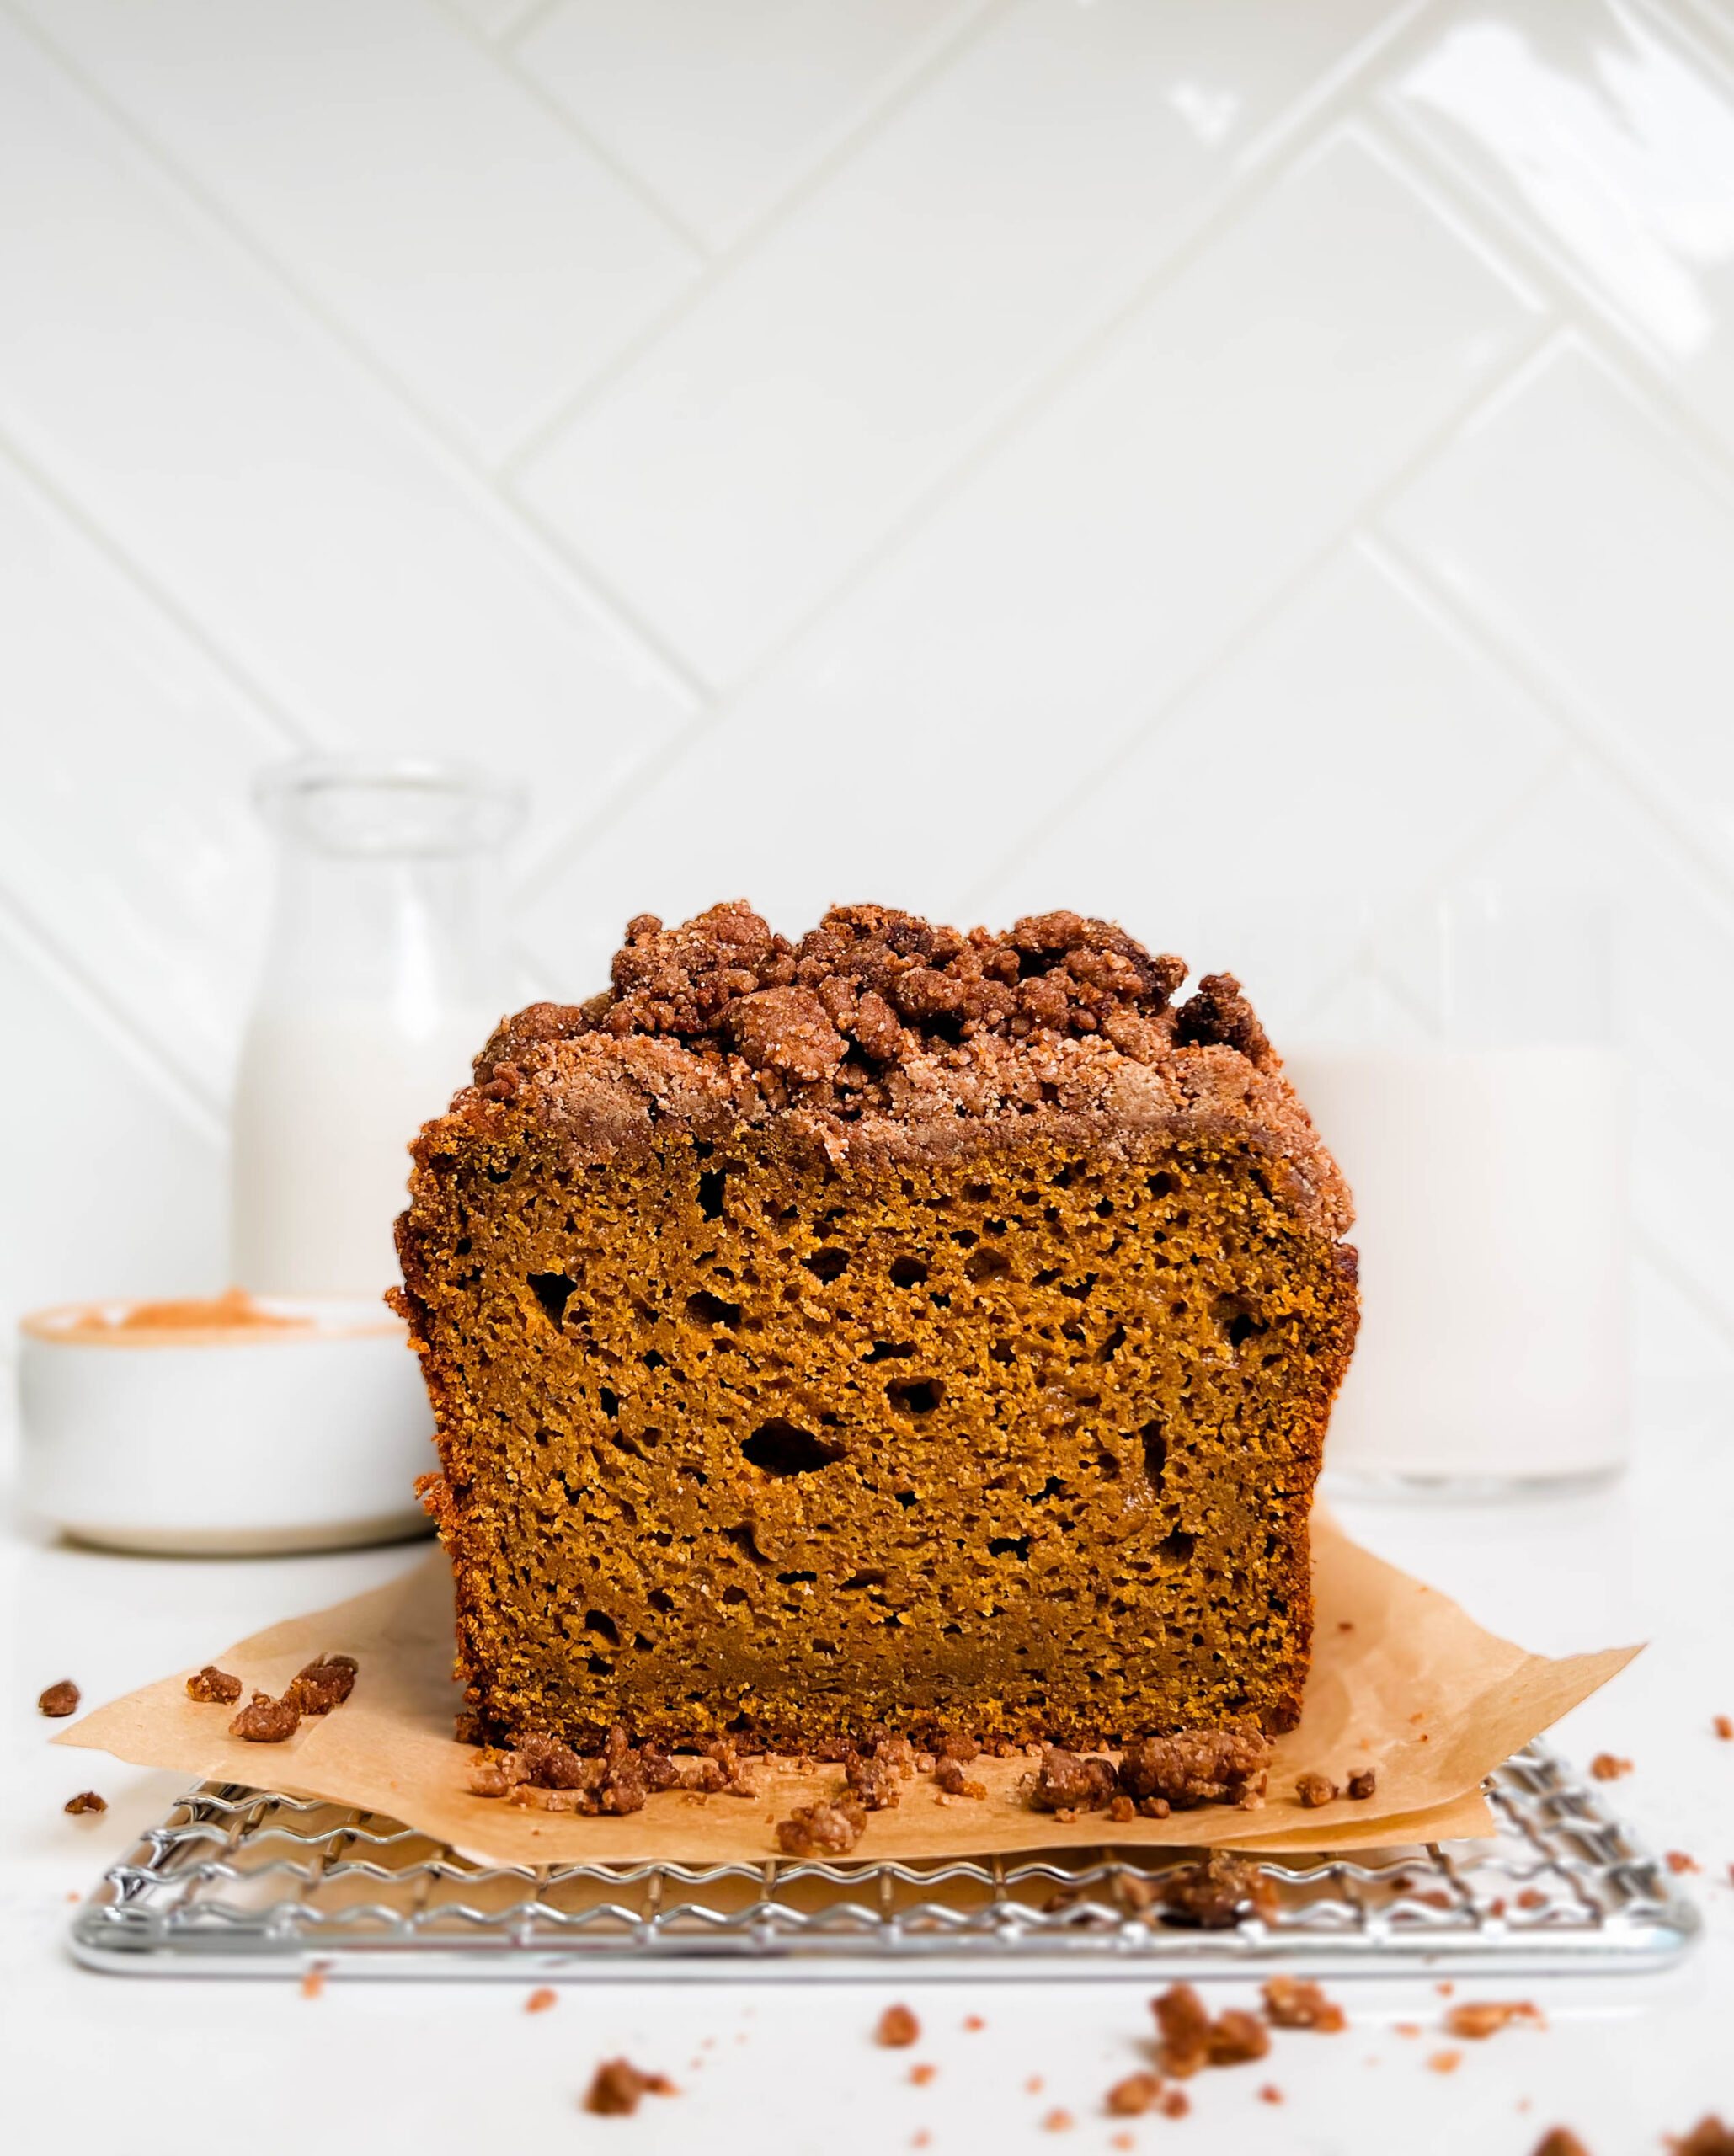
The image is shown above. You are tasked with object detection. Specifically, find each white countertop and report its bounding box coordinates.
[3,1394,1731,2156]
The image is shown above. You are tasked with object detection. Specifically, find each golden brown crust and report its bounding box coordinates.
[462,905,1351,1245]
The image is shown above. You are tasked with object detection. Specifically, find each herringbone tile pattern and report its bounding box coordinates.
[3,0,1731,1385]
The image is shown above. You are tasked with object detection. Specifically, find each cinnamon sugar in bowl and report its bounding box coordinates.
[19,1289,435,1555]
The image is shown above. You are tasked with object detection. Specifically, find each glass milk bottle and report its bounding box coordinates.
[231,759,524,1299]
[1278,890,1630,1497]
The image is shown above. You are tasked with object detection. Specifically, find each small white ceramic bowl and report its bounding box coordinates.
[18,1292,437,1555]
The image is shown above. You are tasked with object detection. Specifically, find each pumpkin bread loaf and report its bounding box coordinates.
[394,903,1358,1753]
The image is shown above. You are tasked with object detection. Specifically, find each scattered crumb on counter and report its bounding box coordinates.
[1159,2088,1191,2119]
[1041,2110,1074,2132]
[1153,1983,1268,2073]
[185,1666,242,1705]
[1714,1716,1732,1742]
[1026,2075,1044,2095]
[1153,1983,1213,2077]
[1394,2023,1422,2038]
[1347,1768,1377,1800]
[963,2014,984,2031]
[37,1680,79,1718]
[1259,2084,1284,2104]
[1105,2073,1164,2116]
[582,2060,676,2116]
[1532,2130,1591,2156]
[1111,2136,1135,2152]
[63,1791,106,1815]
[1428,2050,1463,2073]
[876,2004,920,2048]
[1517,1887,1549,1909]
[1665,2119,1734,2156]
[300,1965,328,2000]
[1208,2009,1270,2066]
[1665,1851,1701,1875]
[1262,1976,1346,2031]
[525,1988,556,2014]
[1436,1982,1454,1996]
[1294,1771,1336,1808]
[1589,1754,1631,1781]
[1445,2001,1545,2040]
[910,2064,936,2087]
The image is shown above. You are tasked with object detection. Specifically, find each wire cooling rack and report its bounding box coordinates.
[69,1742,1698,1981]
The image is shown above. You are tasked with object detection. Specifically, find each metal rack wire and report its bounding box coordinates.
[69,1742,1699,1980]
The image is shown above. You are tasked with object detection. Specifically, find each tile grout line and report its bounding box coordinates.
[678,68,1510,722]
[1386,741,1581,910]
[0,0,718,718]
[948,318,1565,922]
[428,0,714,259]
[1635,1229,1734,1348]
[0,883,227,1139]
[1362,522,1734,930]
[1370,72,1734,526]
[0,421,312,760]
[491,0,558,43]
[511,694,744,908]
[492,0,1017,480]
[513,9,1489,899]
[502,0,1450,488]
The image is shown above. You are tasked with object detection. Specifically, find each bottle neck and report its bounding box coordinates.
[255,843,510,1027]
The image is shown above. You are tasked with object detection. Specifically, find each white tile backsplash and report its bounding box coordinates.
[2,0,1731,1382]
[0,452,280,1097]
[1385,0,1734,449]
[0,910,224,1326]
[515,0,989,253]
[1383,337,1734,819]
[16,0,702,461]
[0,9,699,872]
[974,541,1565,930]
[516,0,1406,688]
[520,131,1543,981]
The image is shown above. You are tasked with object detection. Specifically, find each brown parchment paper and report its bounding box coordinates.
[59,1512,1635,1865]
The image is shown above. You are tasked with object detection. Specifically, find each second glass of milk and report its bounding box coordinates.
[1237,889,1627,1497]
[231,759,525,1300]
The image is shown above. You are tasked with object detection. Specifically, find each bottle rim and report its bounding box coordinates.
[253,756,526,857]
